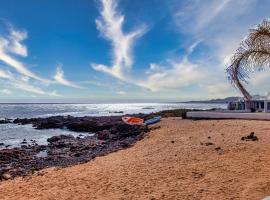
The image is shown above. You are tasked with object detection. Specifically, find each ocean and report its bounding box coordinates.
[0,103,226,148]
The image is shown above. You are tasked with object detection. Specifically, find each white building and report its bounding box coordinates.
[228,98,270,112]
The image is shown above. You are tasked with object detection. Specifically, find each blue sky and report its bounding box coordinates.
[0,0,270,102]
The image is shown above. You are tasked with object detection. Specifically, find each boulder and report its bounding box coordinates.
[97,130,111,140]
[47,135,75,143]
[2,173,11,180]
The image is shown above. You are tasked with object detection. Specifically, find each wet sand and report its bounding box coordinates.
[1,118,270,199]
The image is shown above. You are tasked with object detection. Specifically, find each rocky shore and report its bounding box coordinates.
[1,117,268,199]
[0,109,193,181]
[0,114,151,180]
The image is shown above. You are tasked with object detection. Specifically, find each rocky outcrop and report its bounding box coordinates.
[0,118,12,124]
[0,114,150,181]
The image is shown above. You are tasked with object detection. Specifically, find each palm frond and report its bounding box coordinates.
[226,19,270,100]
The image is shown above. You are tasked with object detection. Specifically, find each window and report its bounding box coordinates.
[267,102,270,110]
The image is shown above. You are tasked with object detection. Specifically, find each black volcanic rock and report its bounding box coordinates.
[1,114,152,181]
[241,132,258,141]
[0,118,12,124]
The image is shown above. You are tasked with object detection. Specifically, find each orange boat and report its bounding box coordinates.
[122,116,144,125]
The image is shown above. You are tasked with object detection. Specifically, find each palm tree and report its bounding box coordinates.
[226,19,270,101]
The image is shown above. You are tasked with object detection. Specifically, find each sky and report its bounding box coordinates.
[0,0,270,103]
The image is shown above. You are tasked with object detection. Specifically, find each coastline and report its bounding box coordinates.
[0,109,190,180]
[1,118,270,199]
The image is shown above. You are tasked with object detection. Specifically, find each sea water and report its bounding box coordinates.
[0,103,226,147]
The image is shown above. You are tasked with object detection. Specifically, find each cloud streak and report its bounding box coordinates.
[54,64,81,88]
[0,27,49,82]
[0,68,59,96]
[91,0,147,80]
[91,0,206,93]
[138,57,204,91]
[0,24,81,97]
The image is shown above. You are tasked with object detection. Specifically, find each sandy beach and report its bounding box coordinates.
[1,117,270,200]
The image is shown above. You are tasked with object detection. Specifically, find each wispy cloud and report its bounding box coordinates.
[0,24,60,96]
[91,0,147,80]
[116,90,126,95]
[91,0,206,94]
[0,68,59,96]
[0,26,49,82]
[0,69,13,79]
[0,24,81,97]
[14,80,60,96]
[169,0,270,97]
[0,89,11,95]
[54,64,81,88]
[175,0,232,33]
[173,0,259,65]
[138,57,204,91]
[207,82,238,97]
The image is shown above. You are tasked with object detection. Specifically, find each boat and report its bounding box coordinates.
[122,117,144,125]
[144,116,161,125]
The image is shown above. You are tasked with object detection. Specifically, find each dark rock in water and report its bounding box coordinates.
[241,132,258,141]
[0,143,4,146]
[13,118,36,125]
[35,121,63,129]
[47,135,75,143]
[110,111,124,114]
[21,139,27,144]
[66,121,96,132]
[0,118,12,124]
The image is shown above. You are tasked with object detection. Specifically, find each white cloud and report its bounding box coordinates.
[88,0,270,99]
[250,71,270,86]
[0,69,13,79]
[207,82,238,97]
[0,24,85,97]
[116,90,126,95]
[0,89,12,95]
[166,0,270,98]
[138,57,204,91]
[54,64,81,88]
[173,0,259,66]
[194,0,232,31]
[13,81,57,96]
[0,25,63,96]
[8,27,28,56]
[91,0,147,80]
[0,27,49,82]
[0,68,58,96]
[91,0,205,93]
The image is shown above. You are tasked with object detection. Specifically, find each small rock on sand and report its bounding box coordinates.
[241,132,258,141]
[2,173,12,180]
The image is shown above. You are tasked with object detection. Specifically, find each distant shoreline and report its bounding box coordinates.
[174,101,228,104]
[0,101,228,104]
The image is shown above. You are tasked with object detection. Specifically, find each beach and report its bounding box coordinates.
[1,118,270,199]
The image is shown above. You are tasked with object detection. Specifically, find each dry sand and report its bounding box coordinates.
[1,118,270,200]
